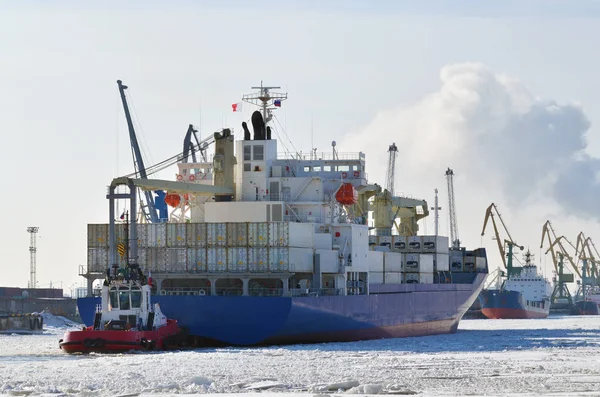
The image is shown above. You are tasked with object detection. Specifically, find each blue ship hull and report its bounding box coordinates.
[479,289,550,319]
[77,273,486,346]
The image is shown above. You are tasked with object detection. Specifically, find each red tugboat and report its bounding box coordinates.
[60,267,183,353]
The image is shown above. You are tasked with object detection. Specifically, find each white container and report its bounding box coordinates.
[392,235,407,250]
[88,224,108,248]
[405,253,420,272]
[139,247,166,272]
[268,247,289,272]
[422,235,449,253]
[316,249,339,273]
[450,254,464,272]
[166,248,187,272]
[186,223,207,247]
[87,248,108,272]
[370,271,384,284]
[289,247,314,272]
[378,235,392,248]
[207,223,227,247]
[404,272,434,284]
[464,256,476,272]
[476,257,487,271]
[384,252,403,272]
[313,233,332,250]
[187,248,207,272]
[145,223,166,247]
[268,222,289,247]
[248,222,268,247]
[408,236,422,251]
[207,247,227,272]
[166,223,187,248]
[248,247,268,272]
[368,250,384,272]
[227,223,248,247]
[419,254,435,273]
[435,253,450,272]
[289,222,314,248]
[384,272,402,284]
[136,224,148,248]
[227,247,248,272]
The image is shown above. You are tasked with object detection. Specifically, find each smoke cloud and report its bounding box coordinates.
[343,62,598,220]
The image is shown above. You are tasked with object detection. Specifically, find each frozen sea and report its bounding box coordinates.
[1,314,599,397]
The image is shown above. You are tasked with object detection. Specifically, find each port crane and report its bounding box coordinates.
[385,143,398,197]
[575,233,600,280]
[117,80,165,223]
[445,168,460,248]
[544,235,575,308]
[481,203,524,278]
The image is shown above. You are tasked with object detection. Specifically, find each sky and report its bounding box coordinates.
[1,1,600,292]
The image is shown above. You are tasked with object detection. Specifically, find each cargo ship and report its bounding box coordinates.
[78,82,488,346]
[479,250,551,319]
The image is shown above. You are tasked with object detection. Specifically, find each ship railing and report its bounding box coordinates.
[289,288,342,297]
[248,287,284,297]
[159,287,211,296]
[278,152,365,161]
[215,287,243,297]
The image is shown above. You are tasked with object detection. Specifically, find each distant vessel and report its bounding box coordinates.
[77,82,489,346]
[480,250,552,319]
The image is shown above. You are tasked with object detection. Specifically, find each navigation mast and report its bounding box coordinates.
[242,81,288,125]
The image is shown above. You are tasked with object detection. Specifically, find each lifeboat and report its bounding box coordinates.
[59,267,184,354]
[335,183,358,205]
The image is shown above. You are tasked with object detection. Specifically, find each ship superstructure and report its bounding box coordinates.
[80,82,488,346]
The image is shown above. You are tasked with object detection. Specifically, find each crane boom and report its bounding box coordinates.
[117,80,159,223]
[385,143,398,196]
[445,168,459,248]
[481,203,523,274]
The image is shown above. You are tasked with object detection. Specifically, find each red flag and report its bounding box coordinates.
[232,103,241,112]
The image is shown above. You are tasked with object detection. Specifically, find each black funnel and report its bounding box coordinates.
[266,126,272,140]
[242,122,251,140]
[251,111,265,140]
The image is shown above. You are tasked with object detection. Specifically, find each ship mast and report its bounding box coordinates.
[242,81,288,125]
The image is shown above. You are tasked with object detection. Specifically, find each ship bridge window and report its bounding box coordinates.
[119,288,131,310]
[304,166,311,172]
[313,166,321,172]
[336,165,350,172]
[253,145,264,160]
[131,288,142,309]
[109,289,119,310]
[324,166,331,172]
[244,145,251,161]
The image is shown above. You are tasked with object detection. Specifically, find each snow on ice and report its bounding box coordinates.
[0,315,599,396]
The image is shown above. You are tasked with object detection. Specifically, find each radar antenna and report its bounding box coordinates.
[242,81,288,125]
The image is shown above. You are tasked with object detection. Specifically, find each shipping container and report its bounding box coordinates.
[405,253,420,272]
[419,254,435,273]
[378,235,392,248]
[408,236,422,251]
[313,233,332,250]
[368,250,384,272]
[434,253,450,272]
[384,272,402,284]
[227,247,248,272]
[144,223,166,247]
[248,222,269,247]
[404,272,434,284]
[289,222,314,248]
[268,222,289,247]
[186,223,207,247]
[476,256,487,271]
[248,247,268,272]
[88,248,108,273]
[136,224,148,247]
[138,247,166,272]
[368,235,377,246]
[384,252,403,272]
[87,224,109,248]
[207,247,227,272]
[422,235,449,253]
[207,223,227,247]
[227,223,248,246]
[450,253,464,272]
[289,247,314,272]
[186,248,207,272]
[464,256,476,272]
[392,235,407,250]
[166,223,187,248]
[166,248,187,272]
[369,271,384,284]
[268,247,289,272]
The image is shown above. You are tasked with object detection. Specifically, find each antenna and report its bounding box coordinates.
[446,168,460,248]
[243,81,287,125]
[431,189,441,236]
[385,143,398,196]
[27,227,39,288]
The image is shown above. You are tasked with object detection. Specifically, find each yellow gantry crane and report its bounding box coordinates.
[481,203,524,278]
[540,221,581,278]
[575,233,600,280]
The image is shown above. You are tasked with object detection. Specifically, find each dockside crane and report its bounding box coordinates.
[481,203,524,278]
[445,168,460,248]
[117,80,163,223]
[575,233,599,280]
[540,221,581,278]
[545,236,575,307]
